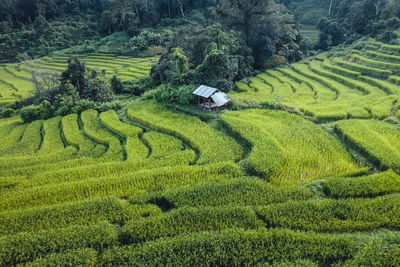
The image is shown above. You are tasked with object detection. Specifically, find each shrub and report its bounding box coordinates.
[0,108,15,118]
[110,75,124,94]
[264,54,286,69]
[154,84,197,106]
[19,101,53,123]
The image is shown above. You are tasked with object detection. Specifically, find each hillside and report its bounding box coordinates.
[1,0,400,266]
[0,53,156,105]
[1,40,400,264]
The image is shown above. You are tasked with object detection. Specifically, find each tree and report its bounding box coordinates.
[217,0,296,68]
[194,46,239,91]
[316,17,346,49]
[83,72,114,102]
[61,57,86,95]
[176,0,186,17]
[110,75,124,94]
[109,0,134,30]
[151,47,189,85]
[33,15,51,38]
[329,0,334,14]
[101,10,113,34]
[22,56,59,97]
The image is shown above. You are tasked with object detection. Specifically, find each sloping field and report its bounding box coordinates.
[2,41,400,264]
[222,109,363,186]
[300,25,319,43]
[1,95,400,265]
[0,54,157,104]
[230,40,400,120]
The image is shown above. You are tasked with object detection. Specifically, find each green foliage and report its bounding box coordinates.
[81,109,122,159]
[335,119,400,172]
[317,18,346,50]
[230,53,398,121]
[99,109,142,139]
[151,47,189,85]
[193,47,239,91]
[121,206,263,244]
[0,162,239,212]
[2,2,400,264]
[133,178,312,208]
[389,75,400,85]
[217,0,299,68]
[0,108,15,118]
[0,197,161,237]
[25,248,98,267]
[0,124,26,151]
[128,101,243,164]
[83,73,114,103]
[19,101,54,123]
[0,222,118,266]
[367,50,400,64]
[255,194,400,232]
[382,44,400,54]
[283,0,330,25]
[335,57,392,78]
[130,29,164,52]
[110,75,124,94]
[347,230,400,266]
[324,170,400,198]
[0,119,43,156]
[39,117,65,155]
[99,110,149,161]
[61,113,105,157]
[264,54,286,69]
[222,109,361,186]
[143,131,184,159]
[100,228,355,266]
[352,54,400,71]
[153,83,196,106]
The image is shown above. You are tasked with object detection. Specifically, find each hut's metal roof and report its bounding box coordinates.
[211,92,230,107]
[193,85,218,98]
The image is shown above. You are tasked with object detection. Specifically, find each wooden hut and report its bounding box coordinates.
[193,85,230,111]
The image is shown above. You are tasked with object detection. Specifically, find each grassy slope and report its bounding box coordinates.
[1,38,400,265]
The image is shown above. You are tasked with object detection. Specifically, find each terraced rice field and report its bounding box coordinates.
[222,109,363,186]
[230,40,400,120]
[2,42,400,265]
[1,96,400,265]
[0,53,157,104]
[300,25,319,43]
